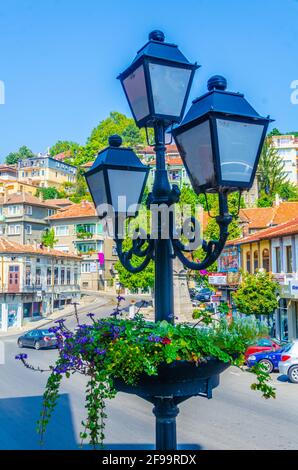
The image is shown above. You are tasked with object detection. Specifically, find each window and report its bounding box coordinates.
[25,265,31,286]
[275,246,281,273]
[67,268,71,285]
[25,206,32,215]
[0,225,5,235]
[8,205,20,215]
[286,245,293,273]
[81,262,91,273]
[35,268,41,286]
[8,225,21,235]
[48,209,56,216]
[54,267,59,285]
[61,268,65,285]
[25,225,32,235]
[246,252,251,272]
[262,249,270,272]
[47,267,52,286]
[74,268,78,285]
[253,251,259,272]
[54,225,69,236]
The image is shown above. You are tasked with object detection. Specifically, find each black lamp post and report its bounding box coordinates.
[85,31,272,451]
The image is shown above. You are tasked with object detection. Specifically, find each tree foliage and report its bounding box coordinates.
[232,271,279,316]
[36,186,62,200]
[115,239,154,291]
[257,136,287,197]
[5,145,35,165]
[41,228,57,249]
[49,140,79,158]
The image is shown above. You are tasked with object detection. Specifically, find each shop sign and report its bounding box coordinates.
[208,273,227,285]
[290,280,298,297]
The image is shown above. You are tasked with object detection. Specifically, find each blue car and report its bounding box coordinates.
[247,347,287,373]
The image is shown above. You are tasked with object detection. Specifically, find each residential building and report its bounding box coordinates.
[0,164,17,180]
[0,238,80,332]
[18,155,77,189]
[48,199,74,209]
[47,200,118,291]
[0,179,39,196]
[0,192,60,245]
[271,134,298,185]
[220,217,298,341]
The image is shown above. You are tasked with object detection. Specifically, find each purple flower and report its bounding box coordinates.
[54,319,66,327]
[48,326,60,334]
[54,365,69,374]
[147,335,162,343]
[95,348,106,355]
[15,353,28,360]
[117,295,125,302]
[77,336,88,344]
[87,313,95,319]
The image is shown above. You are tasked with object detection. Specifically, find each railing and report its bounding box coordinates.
[0,284,80,294]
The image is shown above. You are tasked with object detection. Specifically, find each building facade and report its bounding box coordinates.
[47,200,118,291]
[0,193,60,245]
[0,238,80,332]
[18,155,77,189]
[271,134,298,185]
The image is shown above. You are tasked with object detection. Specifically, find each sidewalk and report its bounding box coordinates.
[0,296,110,338]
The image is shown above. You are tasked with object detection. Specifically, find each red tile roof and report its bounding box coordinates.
[0,237,80,259]
[48,200,96,220]
[239,202,298,230]
[227,216,298,246]
[54,151,72,161]
[0,192,61,209]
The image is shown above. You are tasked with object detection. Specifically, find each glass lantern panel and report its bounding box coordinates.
[86,170,108,216]
[107,169,147,215]
[175,120,215,190]
[216,119,264,183]
[123,65,150,122]
[149,63,191,117]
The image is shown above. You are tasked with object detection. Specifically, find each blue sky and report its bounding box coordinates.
[0,0,297,160]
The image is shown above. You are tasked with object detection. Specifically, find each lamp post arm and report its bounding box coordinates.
[172,192,232,271]
[114,233,154,274]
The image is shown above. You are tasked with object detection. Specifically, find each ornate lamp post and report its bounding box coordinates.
[85,31,271,451]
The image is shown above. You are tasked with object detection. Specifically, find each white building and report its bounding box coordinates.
[271,134,298,185]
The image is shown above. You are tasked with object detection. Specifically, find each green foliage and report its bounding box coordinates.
[41,228,57,249]
[257,191,274,207]
[277,182,298,201]
[257,136,287,197]
[5,145,35,164]
[36,186,62,200]
[36,311,274,447]
[232,271,279,316]
[268,128,281,136]
[49,140,79,158]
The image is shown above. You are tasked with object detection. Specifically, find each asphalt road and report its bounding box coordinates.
[0,303,298,450]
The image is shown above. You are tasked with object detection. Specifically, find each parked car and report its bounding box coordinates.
[244,337,284,362]
[17,329,58,350]
[278,341,298,383]
[247,347,287,373]
[195,288,212,302]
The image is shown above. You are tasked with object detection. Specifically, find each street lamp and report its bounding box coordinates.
[172,75,271,194]
[86,31,272,451]
[85,134,149,217]
[118,30,198,128]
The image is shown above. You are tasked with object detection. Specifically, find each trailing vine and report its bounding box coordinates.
[16,297,276,448]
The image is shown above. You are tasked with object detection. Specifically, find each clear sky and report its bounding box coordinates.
[0,0,297,160]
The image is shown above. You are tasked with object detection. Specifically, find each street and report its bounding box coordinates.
[0,303,298,450]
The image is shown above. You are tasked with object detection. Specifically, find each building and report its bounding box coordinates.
[0,238,80,331]
[18,155,77,189]
[0,179,39,196]
[220,217,298,341]
[48,199,74,209]
[47,200,118,291]
[271,134,298,185]
[0,192,60,245]
[0,164,17,180]
[239,200,298,236]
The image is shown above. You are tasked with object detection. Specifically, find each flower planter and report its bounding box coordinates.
[113,358,230,450]
[114,358,230,399]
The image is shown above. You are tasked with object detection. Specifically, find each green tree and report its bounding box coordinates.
[256,191,274,207]
[232,271,278,316]
[257,136,287,196]
[277,182,298,201]
[86,112,146,154]
[268,128,281,136]
[5,145,35,164]
[36,187,62,200]
[41,228,57,249]
[49,140,79,158]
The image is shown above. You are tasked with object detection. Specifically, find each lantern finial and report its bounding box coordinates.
[109,135,122,147]
[207,75,227,91]
[148,30,165,42]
